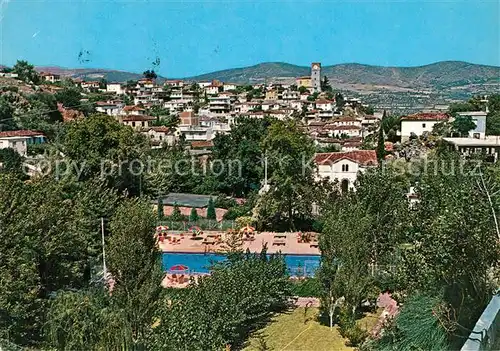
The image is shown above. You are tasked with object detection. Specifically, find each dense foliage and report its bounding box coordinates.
[150,252,291,350]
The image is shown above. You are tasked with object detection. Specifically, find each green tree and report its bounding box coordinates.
[376,111,386,161]
[106,198,163,347]
[171,202,183,221]
[12,60,40,84]
[0,148,25,178]
[0,96,16,131]
[150,253,291,350]
[401,153,499,345]
[298,86,308,94]
[488,94,500,113]
[55,88,83,109]
[210,116,274,196]
[206,198,216,220]
[189,207,199,221]
[157,197,164,220]
[0,175,120,346]
[258,119,317,231]
[452,115,476,137]
[319,197,373,330]
[486,111,500,135]
[143,70,157,79]
[46,197,161,350]
[335,92,345,110]
[321,76,332,92]
[62,114,149,195]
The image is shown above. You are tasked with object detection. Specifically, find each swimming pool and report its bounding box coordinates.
[162,252,321,277]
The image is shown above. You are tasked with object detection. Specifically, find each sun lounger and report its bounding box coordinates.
[202,238,216,245]
[272,239,286,246]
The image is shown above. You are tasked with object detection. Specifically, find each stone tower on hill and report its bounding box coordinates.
[311,62,321,93]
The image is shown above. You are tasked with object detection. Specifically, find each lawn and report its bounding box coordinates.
[243,307,380,351]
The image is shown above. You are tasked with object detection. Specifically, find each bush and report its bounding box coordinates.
[338,307,368,347]
[170,202,185,222]
[291,278,322,297]
[235,216,253,228]
[344,324,368,347]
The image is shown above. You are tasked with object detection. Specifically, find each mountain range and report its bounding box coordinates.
[32,61,499,90]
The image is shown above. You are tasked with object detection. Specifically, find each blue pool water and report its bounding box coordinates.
[162,252,321,277]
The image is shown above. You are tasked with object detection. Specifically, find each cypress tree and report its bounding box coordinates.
[206,198,216,220]
[189,207,199,222]
[157,197,163,220]
[376,110,387,162]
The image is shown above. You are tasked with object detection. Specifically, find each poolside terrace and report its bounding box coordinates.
[157,230,321,255]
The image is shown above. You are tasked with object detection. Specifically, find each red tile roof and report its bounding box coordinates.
[190,141,213,148]
[0,130,45,138]
[315,99,333,104]
[151,126,171,133]
[123,105,145,112]
[401,112,449,121]
[315,150,378,166]
[179,111,195,118]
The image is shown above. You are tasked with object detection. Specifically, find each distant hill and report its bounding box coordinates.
[34,66,166,83]
[186,61,500,89]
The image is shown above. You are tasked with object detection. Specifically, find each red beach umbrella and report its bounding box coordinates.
[169,264,189,271]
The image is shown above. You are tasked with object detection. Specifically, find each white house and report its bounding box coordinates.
[197,81,212,88]
[122,105,146,116]
[456,111,488,139]
[315,99,333,111]
[120,115,156,129]
[164,80,184,88]
[223,83,237,91]
[95,101,124,116]
[80,81,100,91]
[400,112,449,141]
[327,125,362,138]
[315,150,378,192]
[40,72,61,83]
[164,100,188,113]
[282,90,300,101]
[0,130,46,156]
[141,126,177,147]
[106,82,124,95]
[204,85,220,95]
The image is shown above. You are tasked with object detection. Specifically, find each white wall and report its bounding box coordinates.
[0,138,28,156]
[401,120,440,139]
[317,159,361,191]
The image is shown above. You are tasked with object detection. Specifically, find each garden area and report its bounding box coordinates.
[244,307,380,351]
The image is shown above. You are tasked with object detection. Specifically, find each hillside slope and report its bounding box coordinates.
[187,61,500,88]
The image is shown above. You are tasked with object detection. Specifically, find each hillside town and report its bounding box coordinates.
[2,61,498,190]
[1,51,500,351]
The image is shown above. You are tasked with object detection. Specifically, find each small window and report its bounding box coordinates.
[342,164,349,172]
[422,123,426,128]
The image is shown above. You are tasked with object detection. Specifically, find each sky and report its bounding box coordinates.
[1,0,499,77]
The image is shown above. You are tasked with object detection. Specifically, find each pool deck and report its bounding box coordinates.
[158,231,321,255]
